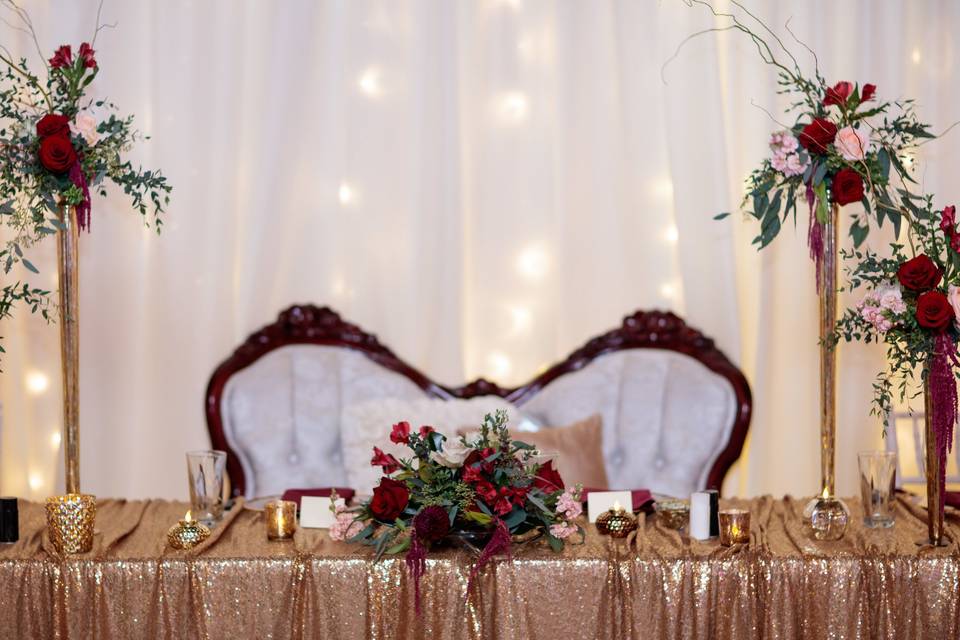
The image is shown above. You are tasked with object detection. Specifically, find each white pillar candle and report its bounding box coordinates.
[690,491,713,540]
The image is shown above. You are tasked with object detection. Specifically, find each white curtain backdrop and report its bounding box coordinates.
[1,0,957,500]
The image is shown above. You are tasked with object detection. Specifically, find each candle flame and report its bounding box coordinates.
[612,500,623,512]
[821,487,830,499]
[184,510,193,522]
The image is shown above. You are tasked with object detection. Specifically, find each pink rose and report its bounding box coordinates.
[70,113,99,145]
[949,286,960,329]
[834,125,871,161]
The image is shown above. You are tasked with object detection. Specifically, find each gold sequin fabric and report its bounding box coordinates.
[1,495,958,639]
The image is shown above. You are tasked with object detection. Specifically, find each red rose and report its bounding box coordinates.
[369,477,409,521]
[413,505,450,542]
[897,255,943,292]
[418,425,434,439]
[370,446,401,474]
[915,291,954,330]
[832,168,864,206]
[799,118,838,155]
[861,83,877,102]
[48,45,72,69]
[824,81,853,107]
[389,421,411,444]
[36,113,71,139]
[532,459,565,493]
[38,136,76,173]
[941,205,957,234]
[78,43,97,69]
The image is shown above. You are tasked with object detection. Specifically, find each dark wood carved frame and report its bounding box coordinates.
[206,305,752,497]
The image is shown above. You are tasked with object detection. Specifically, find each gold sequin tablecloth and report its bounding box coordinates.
[1,495,959,639]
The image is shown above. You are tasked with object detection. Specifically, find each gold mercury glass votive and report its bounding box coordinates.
[265,499,297,540]
[45,493,97,554]
[596,502,638,538]
[719,509,751,546]
[655,499,690,530]
[167,512,211,550]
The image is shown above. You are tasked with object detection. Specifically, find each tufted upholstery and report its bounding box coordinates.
[220,346,736,500]
[207,306,750,499]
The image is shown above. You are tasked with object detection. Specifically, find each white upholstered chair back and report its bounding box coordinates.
[207,306,750,499]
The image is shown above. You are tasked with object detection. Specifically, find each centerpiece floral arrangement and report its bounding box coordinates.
[330,410,584,610]
[0,0,170,357]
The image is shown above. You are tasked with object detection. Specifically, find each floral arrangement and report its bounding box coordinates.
[834,204,958,518]
[331,410,584,610]
[684,4,938,287]
[0,1,170,357]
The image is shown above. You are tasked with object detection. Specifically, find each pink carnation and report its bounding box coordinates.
[329,508,363,541]
[549,522,578,539]
[556,489,582,520]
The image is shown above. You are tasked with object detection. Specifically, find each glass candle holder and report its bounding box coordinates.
[718,509,751,546]
[655,500,690,530]
[265,500,297,540]
[167,512,211,550]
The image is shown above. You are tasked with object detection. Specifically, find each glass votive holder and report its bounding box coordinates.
[265,500,297,540]
[718,509,751,546]
[655,499,690,530]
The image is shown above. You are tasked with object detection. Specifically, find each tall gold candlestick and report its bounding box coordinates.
[57,204,80,495]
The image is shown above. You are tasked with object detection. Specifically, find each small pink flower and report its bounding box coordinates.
[834,125,871,162]
[556,489,582,520]
[329,507,363,541]
[549,522,578,539]
[70,113,99,145]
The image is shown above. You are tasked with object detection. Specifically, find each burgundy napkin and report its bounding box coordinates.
[946,491,960,510]
[281,488,355,508]
[581,488,655,513]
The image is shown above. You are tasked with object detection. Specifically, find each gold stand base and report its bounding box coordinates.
[45,493,96,554]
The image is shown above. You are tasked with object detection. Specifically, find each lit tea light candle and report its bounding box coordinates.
[596,500,637,538]
[167,510,211,550]
[719,509,751,546]
[265,500,297,540]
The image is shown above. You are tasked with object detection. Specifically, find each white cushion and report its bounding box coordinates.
[221,345,428,497]
[340,396,537,494]
[519,349,736,498]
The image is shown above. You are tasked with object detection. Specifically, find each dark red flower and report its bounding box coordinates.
[799,118,838,155]
[475,480,497,503]
[941,205,956,234]
[462,464,483,484]
[897,255,943,292]
[370,477,409,521]
[493,496,514,515]
[509,486,529,507]
[78,42,97,68]
[824,81,854,107]
[951,234,960,253]
[413,505,450,542]
[418,425,435,439]
[48,45,72,69]
[861,83,877,102]
[370,446,401,474]
[916,291,954,330]
[38,136,76,173]
[389,421,411,445]
[36,113,71,139]
[532,460,565,493]
[832,167,864,206]
[464,447,496,473]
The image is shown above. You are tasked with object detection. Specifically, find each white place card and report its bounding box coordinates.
[299,496,345,529]
[586,490,633,523]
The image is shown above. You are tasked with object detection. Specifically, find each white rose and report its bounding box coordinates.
[429,440,474,468]
[71,113,99,145]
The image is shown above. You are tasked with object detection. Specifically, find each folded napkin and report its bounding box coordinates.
[281,488,355,508]
[946,491,960,510]
[581,488,655,513]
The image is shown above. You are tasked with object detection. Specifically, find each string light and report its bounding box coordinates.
[660,281,678,300]
[25,371,49,394]
[497,92,529,124]
[911,48,922,65]
[508,305,533,334]
[357,66,383,97]
[50,431,61,450]
[487,351,512,379]
[28,471,43,491]
[663,225,679,244]
[338,182,358,206]
[516,244,549,281]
